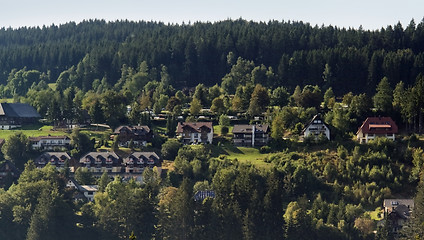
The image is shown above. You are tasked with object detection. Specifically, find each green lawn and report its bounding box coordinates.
[0,98,14,103]
[217,143,271,168]
[213,125,233,137]
[0,124,69,139]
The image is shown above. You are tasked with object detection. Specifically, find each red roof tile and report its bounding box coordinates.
[357,117,398,135]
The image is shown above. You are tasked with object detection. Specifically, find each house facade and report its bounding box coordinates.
[357,117,398,143]
[79,185,98,201]
[124,152,161,174]
[232,124,270,147]
[114,125,153,147]
[302,115,330,140]
[176,122,213,144]
[0,160,20,186]
[29,135,71,150]
[0,103,40,129]
[383,199,414,235]
[79,152,122,173]
[35,152,72,169]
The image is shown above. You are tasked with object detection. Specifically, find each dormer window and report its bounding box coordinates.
[95,158,102,165]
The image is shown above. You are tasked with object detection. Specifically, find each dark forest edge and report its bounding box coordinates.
[0,18,422,95]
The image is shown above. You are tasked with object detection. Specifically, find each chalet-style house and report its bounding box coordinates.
[383,199,414,235]
[0,103,40,129]
[29,135,71,150]
[0,160,20,186]
[114,125,153,147]
[124,152,161,174]
[34,152,72,170]
[356,117,398,143]
[301,115,330,140]
[79,152,122,174]
[176,122,213,144]
[79,185,98,201]
[232,124,270,147]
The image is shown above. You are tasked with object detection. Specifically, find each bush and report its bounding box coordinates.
[161,139,183,160]
[260,145,271,153]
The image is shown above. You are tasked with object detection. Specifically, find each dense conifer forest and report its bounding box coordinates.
[0,18,423,94]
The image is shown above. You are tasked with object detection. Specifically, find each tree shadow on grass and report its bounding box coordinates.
[222,143,244,154]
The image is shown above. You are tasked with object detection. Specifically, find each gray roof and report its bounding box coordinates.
[0,103,40,118]
[232,124,269,134]
[129,152,160,160]
[384,199,414,209]
[80,151,120,163]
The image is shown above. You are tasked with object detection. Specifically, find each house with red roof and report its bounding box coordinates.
[176,122,213,144]
[356,117,398,143]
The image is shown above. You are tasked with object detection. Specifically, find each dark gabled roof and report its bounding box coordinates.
[301,114,329,134]
[36,152,71,163]
[232,124,270,134]
[129,152,160,160]
[393,205,412,219]
[114,125,151,135]
[124,152,161,165]
[79,151,121,164]
[0,103,40,118]
[0,160,21,174]
[176,122,213,133]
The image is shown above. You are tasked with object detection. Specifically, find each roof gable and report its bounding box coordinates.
[232,124,269,133]
[0,103,40,118]
[302,115,329,133]
[176,122,213,133]
[357,117,398,135]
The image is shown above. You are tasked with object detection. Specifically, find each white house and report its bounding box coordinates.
[29,135,71,150]
[356,117,398,143]
[302,115,330,140]
[176,122,213,144]
[79,185,98,201]
[232,124,270,147]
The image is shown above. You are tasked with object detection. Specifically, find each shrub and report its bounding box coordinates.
[260,145,271,153]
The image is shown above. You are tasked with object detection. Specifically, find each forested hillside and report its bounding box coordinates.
[1,18,424,240]
[0,19,423,94]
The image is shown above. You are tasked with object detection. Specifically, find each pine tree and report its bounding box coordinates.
[373,77,393,113]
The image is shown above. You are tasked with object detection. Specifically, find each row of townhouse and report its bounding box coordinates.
[34,151,162,175]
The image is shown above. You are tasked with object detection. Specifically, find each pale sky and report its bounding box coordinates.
[0,0,422,30]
